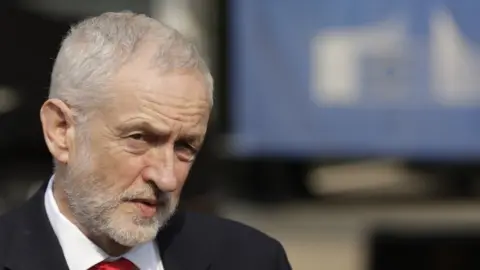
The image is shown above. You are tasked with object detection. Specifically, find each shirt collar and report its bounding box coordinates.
[44,175,161,270]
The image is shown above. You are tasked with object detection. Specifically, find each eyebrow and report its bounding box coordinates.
[119,120,166,133]
[118,120,204,144]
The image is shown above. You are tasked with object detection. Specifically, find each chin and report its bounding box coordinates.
[103,201,177,245]
[97,210,157,245]
[106,220,160,247]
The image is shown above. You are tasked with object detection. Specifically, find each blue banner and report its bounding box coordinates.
[229,0,480,159]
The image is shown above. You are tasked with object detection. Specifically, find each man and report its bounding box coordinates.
[0,11,291,270]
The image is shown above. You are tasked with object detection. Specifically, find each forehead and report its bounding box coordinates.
[113,39,211,105]
[115,68,210,104]
[99,65,211,134]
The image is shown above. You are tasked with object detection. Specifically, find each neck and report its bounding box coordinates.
[52,175,131,256]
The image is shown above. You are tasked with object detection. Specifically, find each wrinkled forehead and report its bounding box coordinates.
[111,70,211,110]
[113,41,211,102]
[99,64,211,129]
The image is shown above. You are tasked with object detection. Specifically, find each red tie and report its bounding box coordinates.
[89,258,138,270]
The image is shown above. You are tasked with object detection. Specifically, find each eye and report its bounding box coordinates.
[174,141,198,162]
[125,132,151,153]
[128,133,145,141]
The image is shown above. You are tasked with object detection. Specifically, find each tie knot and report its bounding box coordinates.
[90,258,138,270]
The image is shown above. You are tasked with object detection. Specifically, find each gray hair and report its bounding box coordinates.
[49,11,213,121]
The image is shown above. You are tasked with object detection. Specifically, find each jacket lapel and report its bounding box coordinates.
[156,212,212,270]
[4,182,69,270]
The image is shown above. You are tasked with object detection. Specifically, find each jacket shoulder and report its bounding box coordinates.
[0,207,23,264]
[178,212,291,268]
[184,211,279,243]
[181,211,286,255]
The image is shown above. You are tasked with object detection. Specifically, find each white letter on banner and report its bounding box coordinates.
[311,16,408,106]
[430,7,480,106]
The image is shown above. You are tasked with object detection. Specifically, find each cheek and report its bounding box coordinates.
[95,151,145,189]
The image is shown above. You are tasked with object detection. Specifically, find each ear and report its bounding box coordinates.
[40,99,76,164]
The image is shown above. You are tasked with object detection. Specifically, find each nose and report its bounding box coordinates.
[142,149,179,193]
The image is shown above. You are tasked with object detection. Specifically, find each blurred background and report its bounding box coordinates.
[2,0,480,269]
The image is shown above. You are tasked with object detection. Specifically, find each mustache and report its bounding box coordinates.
[118,182,172,205]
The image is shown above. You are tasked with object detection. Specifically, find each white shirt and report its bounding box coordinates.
[44,176,164,270]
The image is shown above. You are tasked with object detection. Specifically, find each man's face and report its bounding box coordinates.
[65,65,211,247]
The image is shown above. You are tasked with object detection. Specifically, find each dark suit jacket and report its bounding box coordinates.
[0,183,292,270]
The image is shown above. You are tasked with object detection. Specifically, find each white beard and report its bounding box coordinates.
[61,136,178,247]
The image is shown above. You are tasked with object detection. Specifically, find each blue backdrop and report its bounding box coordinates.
[229,0,480,159]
